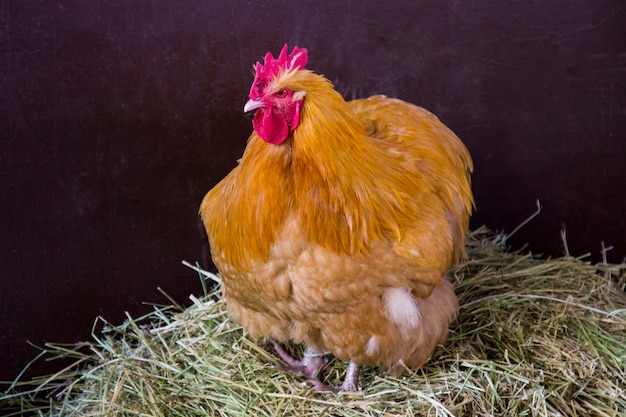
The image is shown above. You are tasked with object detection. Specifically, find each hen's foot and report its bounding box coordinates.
[272,343,361,392]
[272,343,326,379]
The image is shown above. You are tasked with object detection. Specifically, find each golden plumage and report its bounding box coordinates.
[200,61,473,388]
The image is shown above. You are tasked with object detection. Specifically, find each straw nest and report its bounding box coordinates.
[2,227,625,416]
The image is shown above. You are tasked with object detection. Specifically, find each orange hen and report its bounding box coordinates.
[200,45,473,391]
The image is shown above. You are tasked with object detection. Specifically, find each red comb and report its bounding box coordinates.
[249,44,308,100]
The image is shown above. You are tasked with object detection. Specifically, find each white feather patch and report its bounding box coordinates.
[292,90,306,101]
[365,335,379,356]
[384,288,422,333]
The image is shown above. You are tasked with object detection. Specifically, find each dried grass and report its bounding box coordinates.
[2,227,625,416]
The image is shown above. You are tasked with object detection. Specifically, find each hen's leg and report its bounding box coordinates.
[272,343,360,392]
[302,346,327,374]
[272,343,325,378]
[306,360,360,392]
[339,361,360,392]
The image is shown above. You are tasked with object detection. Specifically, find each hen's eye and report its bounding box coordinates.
[276,89,288,97]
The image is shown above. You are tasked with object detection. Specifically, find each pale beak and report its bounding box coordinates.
[244,99,265,113]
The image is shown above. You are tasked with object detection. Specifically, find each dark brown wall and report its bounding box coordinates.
[1,1,624,381]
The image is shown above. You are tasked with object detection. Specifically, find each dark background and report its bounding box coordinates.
[1,1,624,382]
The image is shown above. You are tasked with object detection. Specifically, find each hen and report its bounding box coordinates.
[200,45,473,391]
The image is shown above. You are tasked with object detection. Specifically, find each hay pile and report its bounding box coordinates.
[2,228,625,416]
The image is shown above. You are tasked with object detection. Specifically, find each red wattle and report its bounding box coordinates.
[253,108,290,145]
